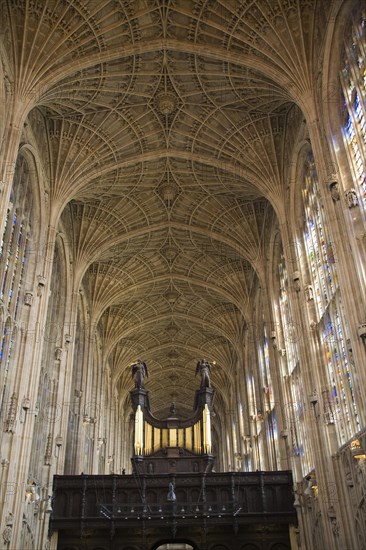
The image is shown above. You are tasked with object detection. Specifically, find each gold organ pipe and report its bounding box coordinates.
[154,427,160,452]
[169,428,177,447]
[144,421,152,455]
[134,406,211,456]
[162,428,168,448]
[134,405,143,455]
[203,404,212,453]
[194,420,202,453]
[178,428,184,447]
[185,427,193,451]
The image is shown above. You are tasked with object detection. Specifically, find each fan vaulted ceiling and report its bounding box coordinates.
[2,0,328,416]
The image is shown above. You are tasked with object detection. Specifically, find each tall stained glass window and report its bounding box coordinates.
[302,154,359,443]
[0,157,31,405]
[257,323,279,469]
[258,325,273,412]
[302,155,337,320]
[320,300,359,442]
[341,11,366,213]
[276,251,311,475]
[289,368,312,474]
[278,253,299,375]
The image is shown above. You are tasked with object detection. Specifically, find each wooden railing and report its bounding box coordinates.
[51,470,296,528]
[51,471,297,549]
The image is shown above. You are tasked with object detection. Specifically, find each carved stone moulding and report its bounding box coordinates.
[304,284,314,302]
[24,291,33,306]
[55,347,63,361]
[329,181,340,201]
[344,188,359,208]
[357,323,366,339]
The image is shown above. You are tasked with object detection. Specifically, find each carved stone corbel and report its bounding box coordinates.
[329,181,340,202]
[344,188,359,208]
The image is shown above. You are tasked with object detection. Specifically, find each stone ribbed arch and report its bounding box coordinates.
[31,39,301,104]
[50,147,277,209]
[112,339,237,392]
[101,311,244,362]
[70,222,263,287]
[16,142,48,243]
[88,273,249,325]
[2,0,321,99]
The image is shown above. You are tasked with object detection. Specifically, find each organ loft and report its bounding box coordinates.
[51,362,295,549]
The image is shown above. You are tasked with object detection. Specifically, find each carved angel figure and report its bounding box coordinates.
[131,360,148,389]
[195,359,211,388]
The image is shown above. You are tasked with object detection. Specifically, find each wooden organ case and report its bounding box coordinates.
[130,385,215,474]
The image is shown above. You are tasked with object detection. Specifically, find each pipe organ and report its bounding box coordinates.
[143,415,212,456]
[130,384,215,474]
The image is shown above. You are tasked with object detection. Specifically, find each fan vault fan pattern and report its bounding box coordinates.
[1,0,329,416]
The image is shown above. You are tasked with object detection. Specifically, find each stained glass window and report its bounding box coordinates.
[266,409,280,469]
[320,299,359,442]
[278,253,299,375]
[0,205,17,373]
[258,326,274,412]
[0,208,16,303]
[247,373,256,418]
[289,367,312,475]
[341,12,366,212]
[302,154,359,442]
[276,249,310,474]
[0,158,31,376]
[302,155,337,320]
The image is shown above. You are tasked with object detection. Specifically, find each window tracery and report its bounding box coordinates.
[277,251,311,475]
[320,298,359,441]
[341,11,366,213]
[0,157,32,409]
[302,154,359,443]
[278,254,298,375]
[259,326,273,412]
[302,155,337,321]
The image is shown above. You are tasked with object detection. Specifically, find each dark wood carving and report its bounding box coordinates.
[51,472,296,550]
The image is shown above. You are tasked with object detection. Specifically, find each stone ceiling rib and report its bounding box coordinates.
[3,0,325,415]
